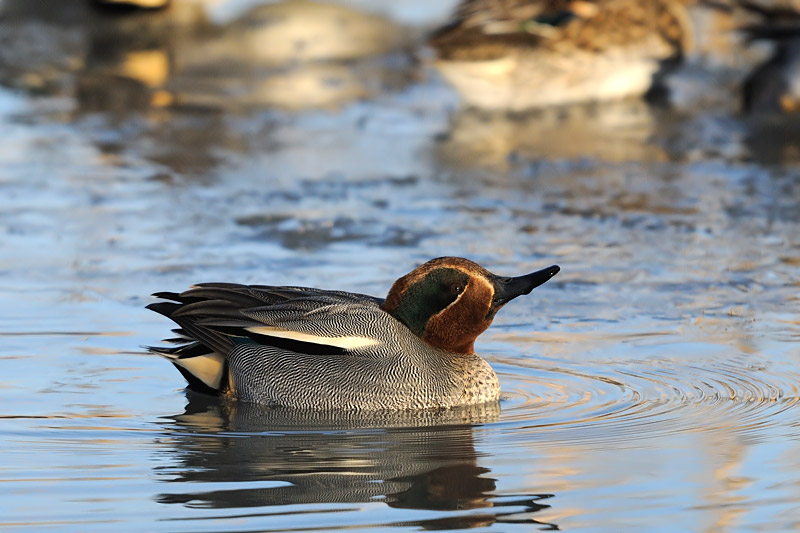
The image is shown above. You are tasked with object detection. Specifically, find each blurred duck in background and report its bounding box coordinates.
[81,0,414,112]
[92,0,170,9]
[174,1,413,110]
[430,0,693,110]
[739,0,800,114]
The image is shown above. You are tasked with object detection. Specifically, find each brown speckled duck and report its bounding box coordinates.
[147,257,559,410]
[430,0,693,110]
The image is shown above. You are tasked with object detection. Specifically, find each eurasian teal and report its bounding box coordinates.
[430,0,693,110]
[148,257,559,410]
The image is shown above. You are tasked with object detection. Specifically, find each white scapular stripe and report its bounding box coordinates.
[173,352,225,390]
[247,327,380,350]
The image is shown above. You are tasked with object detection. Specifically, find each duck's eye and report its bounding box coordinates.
[450,283,465,295]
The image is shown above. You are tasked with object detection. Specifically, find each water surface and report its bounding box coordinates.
[2,1,800,531]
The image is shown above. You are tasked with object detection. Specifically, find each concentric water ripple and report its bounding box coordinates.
[496,355,800,446]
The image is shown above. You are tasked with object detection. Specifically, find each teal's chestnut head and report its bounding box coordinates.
[382,257,559,354]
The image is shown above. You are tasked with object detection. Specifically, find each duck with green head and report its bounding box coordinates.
[148,257,559,410]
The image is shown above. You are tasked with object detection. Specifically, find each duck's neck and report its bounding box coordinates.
[384,305,477,354]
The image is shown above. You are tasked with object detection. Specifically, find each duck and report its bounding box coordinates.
[430,0,693,110]
[738,1,800,115]
[147,257,560,410]
[91,0,170,9]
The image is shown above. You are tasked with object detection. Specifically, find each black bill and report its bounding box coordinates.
[491,265,560,308]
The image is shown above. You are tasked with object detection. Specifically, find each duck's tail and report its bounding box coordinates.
[146,290,242,395]
[146,332,228,395]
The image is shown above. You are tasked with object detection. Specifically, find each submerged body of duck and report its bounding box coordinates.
[148,257,559,410]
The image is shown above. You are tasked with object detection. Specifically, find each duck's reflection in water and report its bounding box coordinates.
[155,393,557,529]
[436,100,674,173]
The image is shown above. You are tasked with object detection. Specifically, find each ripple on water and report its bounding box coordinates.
[495,354,800,447]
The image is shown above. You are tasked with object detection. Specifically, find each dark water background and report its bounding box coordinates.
[2,0,800,530]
